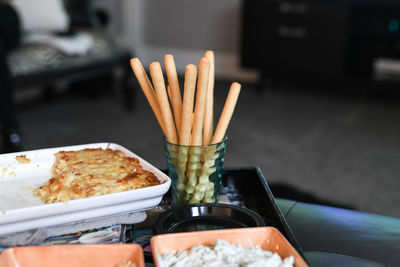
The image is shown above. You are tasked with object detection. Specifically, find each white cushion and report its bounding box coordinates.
[11,0,70,33]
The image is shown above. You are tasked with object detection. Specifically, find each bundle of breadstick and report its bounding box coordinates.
[130,51,241,204]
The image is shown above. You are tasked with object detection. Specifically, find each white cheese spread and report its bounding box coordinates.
[158,239,294,267]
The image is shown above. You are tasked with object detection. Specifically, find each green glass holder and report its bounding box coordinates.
[164,137,227,207]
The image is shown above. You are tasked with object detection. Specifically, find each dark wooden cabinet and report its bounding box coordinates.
[241,0,400,81]
[241,0,349,78]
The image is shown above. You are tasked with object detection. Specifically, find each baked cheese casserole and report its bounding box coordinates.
[34,148,161,203]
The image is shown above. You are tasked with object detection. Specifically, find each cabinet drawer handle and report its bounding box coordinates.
[276,26,307,38]
[278,2,309,14]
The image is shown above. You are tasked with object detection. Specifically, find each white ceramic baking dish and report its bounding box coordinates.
[0,143,171,236]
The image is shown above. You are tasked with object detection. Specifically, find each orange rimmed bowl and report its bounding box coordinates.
[151,226,308,267]
[0,244,145,267]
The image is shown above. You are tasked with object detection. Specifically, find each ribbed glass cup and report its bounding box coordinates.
[164,137,227,207]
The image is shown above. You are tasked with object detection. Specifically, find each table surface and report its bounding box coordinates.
[142,168,400,267]
[144,198,397,267]
[2,168,398,267]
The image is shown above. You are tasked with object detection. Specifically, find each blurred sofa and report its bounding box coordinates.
[0,0,133,152]
[277,199,400,267]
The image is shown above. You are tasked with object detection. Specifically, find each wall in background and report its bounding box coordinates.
[118,0,258,82]
[96,0,123,33]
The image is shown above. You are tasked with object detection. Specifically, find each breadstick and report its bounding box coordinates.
[180,64,197,146]
[211,82,241,144]
[203,50,215,145]
[149,62,178,144]
[164,55,183,138]
[167,85,172,101]
[130,58,166,135]
[191,57,210,146]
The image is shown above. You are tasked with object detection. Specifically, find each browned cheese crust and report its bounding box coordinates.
[34,148,160,203]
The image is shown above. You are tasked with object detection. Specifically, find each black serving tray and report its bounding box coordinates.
[219,167,303,255]
[125,167,305,262]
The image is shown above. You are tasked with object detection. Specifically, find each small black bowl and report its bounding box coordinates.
[153,203,265,234]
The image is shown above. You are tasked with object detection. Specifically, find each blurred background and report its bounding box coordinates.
[1,0,399,218]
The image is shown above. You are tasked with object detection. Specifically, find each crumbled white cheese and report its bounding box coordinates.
[158,239,294,267]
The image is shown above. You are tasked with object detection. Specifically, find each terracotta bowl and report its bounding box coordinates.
[0,244,144,267]
[151,226,308,267]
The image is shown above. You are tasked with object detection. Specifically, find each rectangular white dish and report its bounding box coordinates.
[0,143,171,236]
